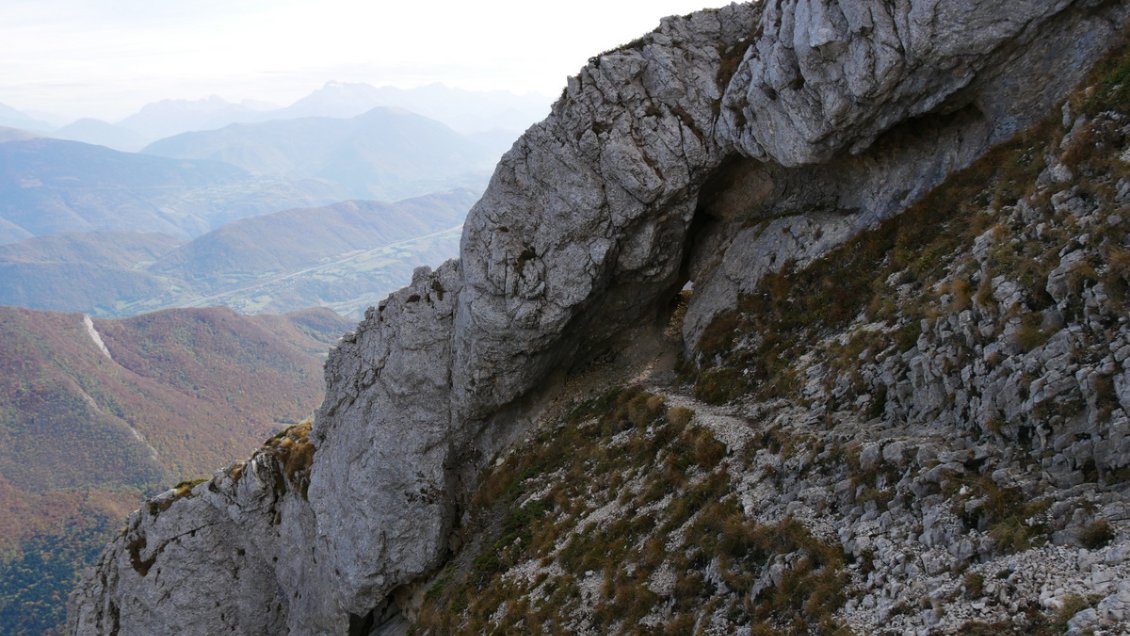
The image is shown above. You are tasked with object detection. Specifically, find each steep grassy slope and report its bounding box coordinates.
[407,43,1130,635]
[0,305,350,635]
[83,307,348,475]
[416,383,852,635]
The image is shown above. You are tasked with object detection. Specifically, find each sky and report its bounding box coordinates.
[0,0,728,123]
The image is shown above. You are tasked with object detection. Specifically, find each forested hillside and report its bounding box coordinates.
[0,306,350,634]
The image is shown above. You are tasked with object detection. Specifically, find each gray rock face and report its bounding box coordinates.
[309,262,461,615]
[69,425,344,635]
[721,0,1105,166]
[70,1,1130,632]
[454,4,760,424]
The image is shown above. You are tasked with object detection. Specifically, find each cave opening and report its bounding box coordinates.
[347,609,376,636]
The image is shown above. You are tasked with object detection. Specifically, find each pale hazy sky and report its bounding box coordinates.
[0,0,728,122]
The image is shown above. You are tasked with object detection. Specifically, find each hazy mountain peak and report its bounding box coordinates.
[0,137,342,243]
[275,81,550,134]
[0,102,55,134]
[134,94,236,111]
[50,82,550,146]
[52,118,149,152]
[320,80,374,91]
[117,95,263,140]
[141,107,494,200]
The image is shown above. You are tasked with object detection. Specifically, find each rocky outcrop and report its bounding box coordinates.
[69,424,344,635]
[70,1,1130,633]
[310,262,462,617]
[722,0,1117,165]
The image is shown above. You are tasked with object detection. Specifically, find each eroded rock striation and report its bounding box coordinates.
[70,424,343,634]
[70,1,1130,633]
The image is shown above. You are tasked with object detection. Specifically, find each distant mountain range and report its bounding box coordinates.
[142,107,495,200]
[0,102,54,134]
[151,191,470,281]
[0,137,343,244]
[117,95,274,141]
[52,118,150,153]
[0,104,495,246]
[0,189,476,319]
[0,110,485,321]
[5,83,549,153]
[274,82,549,136]
[0,304,351,633]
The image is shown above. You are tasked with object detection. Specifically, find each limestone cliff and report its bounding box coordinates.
[70,1,1130,634]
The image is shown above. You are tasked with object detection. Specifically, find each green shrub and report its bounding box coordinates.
[1015,313,1050,352]
[1054,594,1091,632]
[964,572,985,598]
[1078,520,1115,549]
[694,368,745,404]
